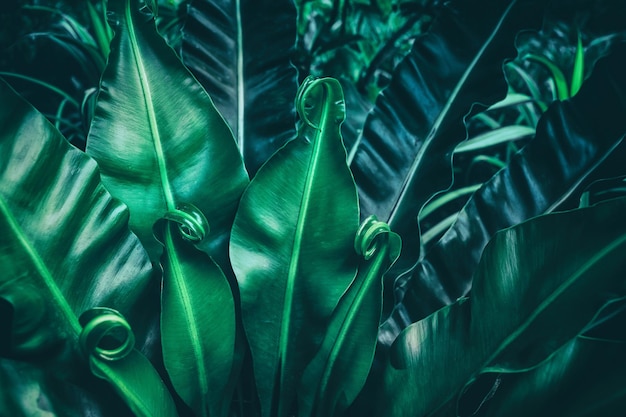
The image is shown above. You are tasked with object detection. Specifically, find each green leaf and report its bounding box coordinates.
[298,216,400,417]
[570,32,584,97]
[230,76,359,417]
[383,42,626,342]
[454,125,535,154]
[86,0,249,265]
[524,53,570,100]
[155,215,235,417]
[182,0,298,175]
[79,308,178,417]
[0,78,156,412]
[379,196,626,417]
[348,0,543,275]
[477,336,626,417]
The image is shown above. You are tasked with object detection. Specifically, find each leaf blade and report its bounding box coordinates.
[380,196,626,417]
[87,0,249,264]
[230,77,359,417]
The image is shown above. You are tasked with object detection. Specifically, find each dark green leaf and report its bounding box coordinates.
[477,336,626,417]
[348,0,543,275]
[87,0,248,265]
[383,42,626,343]
[0,78,155,414]
[182,0,298,175]
[298,216,400,417]
[379,196,626,417]
[155,217,235,417]
[230,76,359,417]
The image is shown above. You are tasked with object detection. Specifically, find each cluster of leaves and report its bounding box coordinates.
[2,0,626,416]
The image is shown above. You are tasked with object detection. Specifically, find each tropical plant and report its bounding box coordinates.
[2,0,626,416]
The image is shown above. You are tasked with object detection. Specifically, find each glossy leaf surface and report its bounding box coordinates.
[379,197,626,417]
[349,0,543,271]
[182,0,298,175]
[87,0,249,264]
[79,308,178,417]
[382,42,626,343]
[157,218,235,417]
[478,336,626,416]
[298,216,400,417]
[0,78,155,413]
[230,77,359,417]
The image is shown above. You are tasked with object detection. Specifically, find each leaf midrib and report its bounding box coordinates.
[95,359,154,416]
[0,195,81,335]
[235,0,245,157]
[165,227,209,415]
[278,86,330,405]
[125,0,175,210]
[317,244,389,407]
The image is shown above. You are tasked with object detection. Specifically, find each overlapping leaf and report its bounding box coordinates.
[87,0,249,265]
[79,308,179,417]
[182,0,298,175]
[348,0,543,273]
[157,221,235,417]
[477,336,626,416]
[298,216,401,417]
[379,196,626,417]
[86,2,244,414]
[230,77,359,417]
[381,41,626,344]
[0,78,158,415]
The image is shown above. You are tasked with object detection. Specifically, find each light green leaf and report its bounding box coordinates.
[155,213,235,417]
[570,32,584,97]
[298,216,401,417]
[230,76,359,417]
[454,125,535,154]
[79,308,178,417]
[379,197,626,417]
[525,53,570,100]
[86,0,249,265]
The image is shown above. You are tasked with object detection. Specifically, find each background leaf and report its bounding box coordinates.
[182,0,298,175]
[379,196,626,417]
[86,0,248,265]
[229,77,359,417]
[382,41,626,343]
[347,0,543,281]
[476,336,626,417]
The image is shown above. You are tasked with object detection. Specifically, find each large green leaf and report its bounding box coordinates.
[156,218,235,417]
[378,196,626,417]
[348,0,543,273]
[229,76,359,417]
[0,78,158,414]
[181,0,298,175]
[86,0,249,265]
[477,336,626,416]
[298,216,400,417]
[381,41,626,343]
